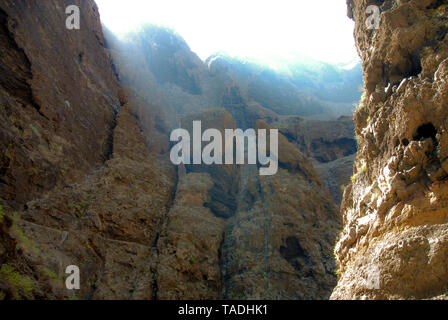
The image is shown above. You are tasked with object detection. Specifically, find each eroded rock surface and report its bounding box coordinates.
[332,0,448,300]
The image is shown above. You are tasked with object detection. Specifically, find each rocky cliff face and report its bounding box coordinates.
[273,116,357,204]
[0,0,121,209]
[220,119,340,299]
[0,1,351,300]
[332,0,448,299]
[105,25,358,207]
[156,108,341,300]
[0,0,178,300]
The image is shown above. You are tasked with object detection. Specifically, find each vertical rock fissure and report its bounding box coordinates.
[151,164,181,300]
[103,107,119,161]
[256,174,272,293]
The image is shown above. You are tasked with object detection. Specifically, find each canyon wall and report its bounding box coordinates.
[0,1,344,300]
[332,0,448,299]
[0,0,121,209]
[0,0,177,300]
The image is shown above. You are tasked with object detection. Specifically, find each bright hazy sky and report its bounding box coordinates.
[95,0,359,66]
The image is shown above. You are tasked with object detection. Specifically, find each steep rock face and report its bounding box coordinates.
[273,116,356,163]
[219,83,268,130]
[132,27,203,95]
[104,26,223,127]
[220,120,340,300]
[156,172,226,299]
[0,1,177,300]
[181,108,240,219]
[1,101,176,300]
[314,154,357,205]
[332,0,448,299]
[0,0,121,209]
[155,108,341,300]
[273,116,357,204]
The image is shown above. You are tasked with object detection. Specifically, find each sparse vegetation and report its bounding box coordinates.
[362,164,367,173]
[228,291,247,300]
[350,164,367,184]
[434,4,448,17]
[12,224,40,255]
[0,264,34,299]
[0,205,5,223]
[41,267,58,279]
[67,201,89,217]
[28,167,39,176]
[334,268,341,278]
[358,88,367,109]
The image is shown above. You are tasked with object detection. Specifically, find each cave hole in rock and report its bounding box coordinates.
[280,236,311,271]
[413,123,437,144]
[402,138,409,146]
[406,54,423,78]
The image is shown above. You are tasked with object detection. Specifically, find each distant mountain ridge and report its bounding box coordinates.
[104,24,363,127]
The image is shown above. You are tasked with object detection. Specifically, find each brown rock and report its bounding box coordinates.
[332,0,448,300]
[0,0,121,209]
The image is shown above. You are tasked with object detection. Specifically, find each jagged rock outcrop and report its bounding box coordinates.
[156,106,341,300]
[181,108,240,219]
[19,103,175,300]
[332,0,448,299]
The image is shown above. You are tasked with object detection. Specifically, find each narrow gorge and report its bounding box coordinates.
[0,0,446,301]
